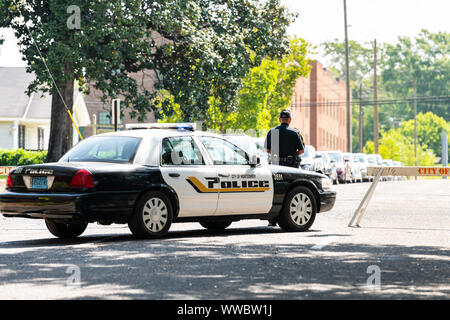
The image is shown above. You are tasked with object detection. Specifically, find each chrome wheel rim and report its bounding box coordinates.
[289,193,313,226]
[142,197,168,232]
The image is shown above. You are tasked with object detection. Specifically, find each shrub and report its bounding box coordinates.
[0,149,48,166]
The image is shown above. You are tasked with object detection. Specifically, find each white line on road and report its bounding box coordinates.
[311,236,340,250]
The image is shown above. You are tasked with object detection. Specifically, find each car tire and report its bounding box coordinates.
[199,221,232,230]
[278,186,317,232]
[45,220,88,239]
[128,191,173,239]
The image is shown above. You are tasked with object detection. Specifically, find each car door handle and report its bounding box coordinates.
[218,173,230,177]
[169,173,180,178]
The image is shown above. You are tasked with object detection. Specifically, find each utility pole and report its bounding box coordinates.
[413,79,417,166]
[344,0,352,152]
[359,84,363,153]
[443,131,448,180]
[373,39,379,154]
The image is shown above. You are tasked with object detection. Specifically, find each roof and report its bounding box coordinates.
[0,67,89,125]
[0,67,45,119]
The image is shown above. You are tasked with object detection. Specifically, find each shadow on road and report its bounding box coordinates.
[0,225,449,300]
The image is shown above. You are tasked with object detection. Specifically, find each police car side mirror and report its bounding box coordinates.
[248,154,261,167]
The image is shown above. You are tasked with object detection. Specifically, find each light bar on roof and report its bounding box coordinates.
[125,123,196,131]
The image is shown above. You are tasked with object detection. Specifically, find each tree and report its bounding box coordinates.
[382,30,450,120]
[363,129,435,166]
[207,37,311,133]
[398,112,449,159]
[1,0,294,161]
[154,0,296,124]
[322,31,450,152]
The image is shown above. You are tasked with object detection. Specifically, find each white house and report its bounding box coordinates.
[0,67,90,151]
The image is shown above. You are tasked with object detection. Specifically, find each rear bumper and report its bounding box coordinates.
[319,190,337,213]
[0,191,138,223]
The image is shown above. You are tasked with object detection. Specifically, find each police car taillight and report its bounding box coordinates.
[70,169,94,189]
[6,172,13,188]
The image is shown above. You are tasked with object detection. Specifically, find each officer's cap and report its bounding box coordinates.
[279,109,291,119]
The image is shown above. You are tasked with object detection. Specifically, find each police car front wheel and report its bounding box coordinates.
[278,186,317,232]
[128,191,173,239]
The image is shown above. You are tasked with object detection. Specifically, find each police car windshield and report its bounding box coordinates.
[59,136,142,163]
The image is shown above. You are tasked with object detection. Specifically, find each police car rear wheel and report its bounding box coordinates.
[199,221,232,231]
[128,191,173,239]
[278,186,316,232]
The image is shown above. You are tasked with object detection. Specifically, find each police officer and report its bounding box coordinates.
[264,109,305,226]
[264,109,305,168]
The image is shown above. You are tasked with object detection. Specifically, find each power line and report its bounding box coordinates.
[291,95,450,108]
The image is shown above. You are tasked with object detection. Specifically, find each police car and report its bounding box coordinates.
[0,123,336,239]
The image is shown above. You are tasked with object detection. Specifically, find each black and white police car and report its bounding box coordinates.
[0,123,336,239]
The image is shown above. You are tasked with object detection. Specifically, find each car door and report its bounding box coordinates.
[159,135,219,217]
[198,136,274,216]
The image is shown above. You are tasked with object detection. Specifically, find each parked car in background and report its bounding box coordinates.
[343,153,363,183]
[300,145,324,174]
[251,137,269,161]
[316,151,338,184]
[367,154,387,181]
[324,151,351,184]
[354,153,372,182]
[224,134,268,165]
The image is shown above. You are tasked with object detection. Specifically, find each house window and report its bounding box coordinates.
[18,125,25,149]
[98,111,111,125]
[38,128,44,150]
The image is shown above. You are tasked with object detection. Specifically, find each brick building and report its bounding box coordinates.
[290,60,351,152]
[81,70,157,138]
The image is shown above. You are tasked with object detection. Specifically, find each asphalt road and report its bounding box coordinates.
[0,179,449,300]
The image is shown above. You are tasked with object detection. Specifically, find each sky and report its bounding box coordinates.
[1,0,449,67]
[282,0,450,62]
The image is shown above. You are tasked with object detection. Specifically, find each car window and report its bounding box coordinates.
[199,136,249,165]
[327,152,343,163]
[59,136,141,163]
[161,136,204,165]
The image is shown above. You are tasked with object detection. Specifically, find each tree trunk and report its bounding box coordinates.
[46,64,74,163]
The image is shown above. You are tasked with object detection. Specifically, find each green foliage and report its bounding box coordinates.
[382,30,450,120]
[0,149,48,166]
[322,31,450,152]
[207,37,311,133]
[398,112,449,158]
[0,0,294,123]
[363,129,435,166]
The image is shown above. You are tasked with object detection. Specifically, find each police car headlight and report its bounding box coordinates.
[321,177,333,190]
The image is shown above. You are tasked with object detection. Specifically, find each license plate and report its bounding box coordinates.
[32,177,48,189]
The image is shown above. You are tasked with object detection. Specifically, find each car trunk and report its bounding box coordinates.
[8,163,96,193]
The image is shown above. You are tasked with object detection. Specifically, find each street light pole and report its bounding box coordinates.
[344,0,352,152]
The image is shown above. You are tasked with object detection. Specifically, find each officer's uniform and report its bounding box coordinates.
[264,112,305,168]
